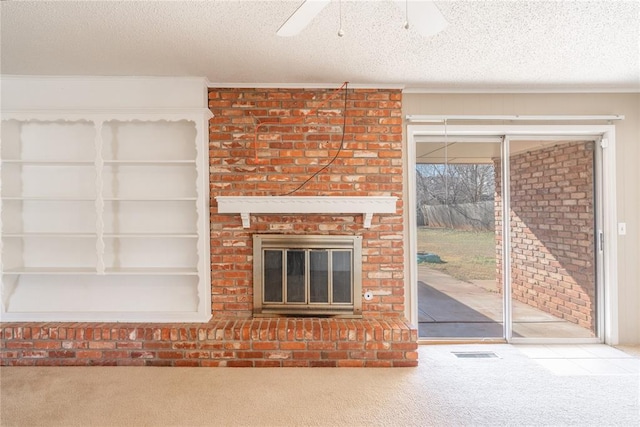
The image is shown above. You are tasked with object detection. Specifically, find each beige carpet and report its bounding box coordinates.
[1,344,638,426]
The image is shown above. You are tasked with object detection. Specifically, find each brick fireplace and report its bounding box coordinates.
[206,87,418,366]
[209,86,407,320]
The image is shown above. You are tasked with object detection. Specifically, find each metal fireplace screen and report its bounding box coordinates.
[253,234,362,317]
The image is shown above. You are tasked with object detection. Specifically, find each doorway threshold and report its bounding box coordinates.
[418,338,507,345]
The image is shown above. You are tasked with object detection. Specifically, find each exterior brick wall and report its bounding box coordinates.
[208,87,405,319]
[494,142,596,331]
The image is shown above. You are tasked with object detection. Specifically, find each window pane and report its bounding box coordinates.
[286,250,305,303]
[332,251,352,303]
[310,250,329,303]
[264,250,283,303]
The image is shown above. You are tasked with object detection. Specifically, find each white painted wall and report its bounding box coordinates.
[403,93,640,344]
[1,76,208,110]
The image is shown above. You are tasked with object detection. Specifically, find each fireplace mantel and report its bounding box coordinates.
[216,196,397,228]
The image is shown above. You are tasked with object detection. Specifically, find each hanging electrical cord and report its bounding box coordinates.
[280,82,349,196]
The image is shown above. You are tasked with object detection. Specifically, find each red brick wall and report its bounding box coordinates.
[495,142,596,331]
[208,88,405,319]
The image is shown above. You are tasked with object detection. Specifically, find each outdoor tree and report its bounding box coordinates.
[416,163,494,205]
[416,163,495,230]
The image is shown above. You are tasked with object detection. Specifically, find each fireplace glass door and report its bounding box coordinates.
[254,235,362,317]
[263,249,352,305]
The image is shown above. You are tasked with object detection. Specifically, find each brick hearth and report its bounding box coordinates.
[1,319,417,367]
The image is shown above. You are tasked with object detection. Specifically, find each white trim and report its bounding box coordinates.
[600,128,619,345]
[216,196,397,229]
[406,133,418,326]
[509,338,603,345]
[403,86,640,94]
[206,80,404,90]
[410,125,616,138]
[0,74,209,84]
[406,115,625,123]
[407,124,618,344]
[502,136,512,342]
[594,137,606,343]
[1,109,212,119]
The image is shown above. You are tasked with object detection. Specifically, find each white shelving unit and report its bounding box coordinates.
[1,77,212,322]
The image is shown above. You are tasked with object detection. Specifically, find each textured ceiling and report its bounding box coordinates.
[1,0,639,91]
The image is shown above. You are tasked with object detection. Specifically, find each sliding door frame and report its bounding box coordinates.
[407,124,618,345]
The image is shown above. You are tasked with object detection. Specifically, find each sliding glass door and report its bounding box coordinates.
[412,127,608,343]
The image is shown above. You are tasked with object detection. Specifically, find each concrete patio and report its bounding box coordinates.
[418,265,595,340]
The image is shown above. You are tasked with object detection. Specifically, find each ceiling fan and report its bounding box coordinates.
[276,0,448,37]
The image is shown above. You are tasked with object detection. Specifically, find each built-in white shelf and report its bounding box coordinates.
[104,267,199,275]
[1,76,212,322]
[102,197,198,201]
[3,267,199,276]
[216,196,398,229]
[2,197,96,201]
[3,233,197,238]
[103,233,198,238]
[103,160,196,165]
[3,233,97,238]
[1,160,94,165]
[3,267,98,275]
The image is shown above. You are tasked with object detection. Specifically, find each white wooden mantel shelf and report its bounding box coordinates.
[216,196,398,229]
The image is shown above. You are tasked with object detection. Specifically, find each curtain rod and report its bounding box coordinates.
[405,114,624,123]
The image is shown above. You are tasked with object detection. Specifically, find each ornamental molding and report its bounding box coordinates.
[1,108,213,122]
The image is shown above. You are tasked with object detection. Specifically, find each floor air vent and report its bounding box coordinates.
[452,351,499,359]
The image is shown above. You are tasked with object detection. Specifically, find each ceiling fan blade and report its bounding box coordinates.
[277,0,331,37]
[392,0,448,36]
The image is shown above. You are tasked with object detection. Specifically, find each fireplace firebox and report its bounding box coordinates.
[253,235,362,317]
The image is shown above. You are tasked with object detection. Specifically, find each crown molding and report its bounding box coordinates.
[206,80,405,90]
[403,85,640,94]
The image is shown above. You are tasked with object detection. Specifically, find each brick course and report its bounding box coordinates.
[495,142,596,332]
[0,319,417,367]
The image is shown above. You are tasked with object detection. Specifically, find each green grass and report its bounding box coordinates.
[417,227,496,282]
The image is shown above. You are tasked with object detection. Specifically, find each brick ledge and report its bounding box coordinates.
[0,318,418,367]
